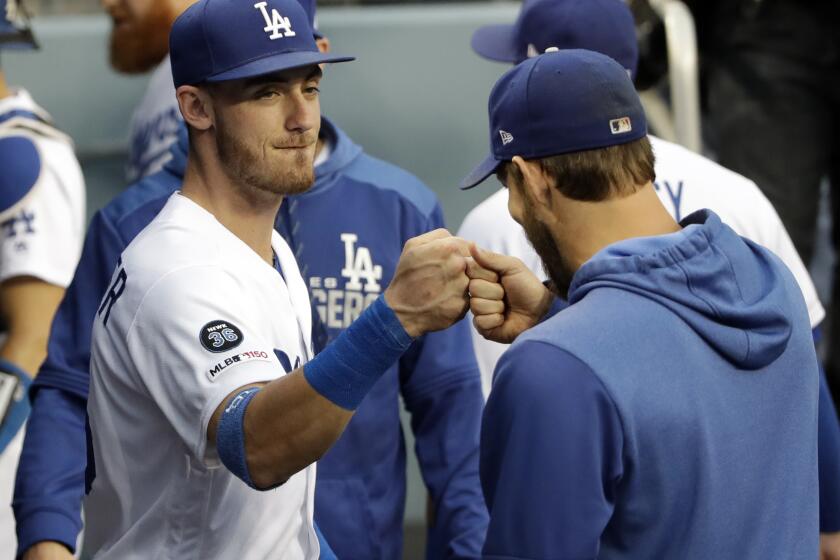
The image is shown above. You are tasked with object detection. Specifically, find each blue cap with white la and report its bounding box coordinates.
[471,0,638,78]
[460,48,647,190]
[170,0,353,88]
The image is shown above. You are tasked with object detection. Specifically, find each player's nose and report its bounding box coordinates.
[284,93,319,136]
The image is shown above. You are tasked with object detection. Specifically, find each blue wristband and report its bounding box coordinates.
[216,387,261,489]
[304,294,414,410]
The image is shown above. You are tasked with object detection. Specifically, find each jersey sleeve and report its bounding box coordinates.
[481,341,623,559]
[748,185,824,328]
[124,266,288,466]
[0,146,85,288]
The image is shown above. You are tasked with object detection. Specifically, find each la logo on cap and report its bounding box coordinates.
[499,130,514,145]
[254,1,296,40]
[610,117,632,135]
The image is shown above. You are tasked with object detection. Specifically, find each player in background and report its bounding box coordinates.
[0,2,86,557]
[83,0,487,556]
[457,3,840,554]
[465,48,819,558]
[100,0,193,181]
[15,1,488,559]
[279,5,487,558]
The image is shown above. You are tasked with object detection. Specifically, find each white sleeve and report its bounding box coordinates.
[459,190,547,398]
[127,266,286,466]
[750,190,825,329]
[0,145,85,288]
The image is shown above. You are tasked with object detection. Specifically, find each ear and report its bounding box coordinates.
[512,156,552,209]
[316,37,331,54]
[176,85,214,132]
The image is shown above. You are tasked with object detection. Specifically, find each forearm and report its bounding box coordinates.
[214,295,414,489]
[0,329,49,377]
[243,372,353,488]
[0,278,65,375]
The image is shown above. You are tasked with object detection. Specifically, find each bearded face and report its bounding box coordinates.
[214,109,317,197]
[106,0,176,74]
[507,172,577,300]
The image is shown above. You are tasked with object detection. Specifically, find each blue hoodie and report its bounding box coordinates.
[14,120,487,559]
[481,211,819,559]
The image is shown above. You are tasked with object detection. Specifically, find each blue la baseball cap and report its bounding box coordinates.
[0,0,37,50]
[461,49,647,190]
[170,0,353,88]
[471,0,638,78]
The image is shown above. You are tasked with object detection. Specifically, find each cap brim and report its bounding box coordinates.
[460,153,503,190]
[470,24,521,63]
[206,50,355,83]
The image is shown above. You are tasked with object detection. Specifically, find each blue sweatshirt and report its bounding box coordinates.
[481,211,819,559]
[14,120,487,558]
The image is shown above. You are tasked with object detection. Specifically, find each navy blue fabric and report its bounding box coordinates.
[315,522,338,559]
[304,295,413,410]
[482,343,622,558]
[461,49,647,189]
[0,358,31,454]
[15,119,486,559]
[216,387,261,488]
[13,387,86,554]
[470,0,638,76]
[481,210,820,558]
[170,0,351,87]
[0,135,40,214]
[819,363,840,532]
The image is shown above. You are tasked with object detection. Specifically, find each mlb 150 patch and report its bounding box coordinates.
[200,320,244,353]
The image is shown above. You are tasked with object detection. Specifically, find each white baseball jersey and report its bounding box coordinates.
[85,193,318,559]
[0,90,86,287]
[0,89,85,558]
[126,56,182,182]
[458,135,825,397]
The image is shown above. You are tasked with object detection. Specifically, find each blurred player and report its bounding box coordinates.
[83,0,482,557]
[465,48,819,558]
[15,2,487,559]
[100,0,193,181]
[0,1,85,557]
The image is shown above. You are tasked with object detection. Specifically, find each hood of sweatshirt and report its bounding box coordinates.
[568,210,792,370]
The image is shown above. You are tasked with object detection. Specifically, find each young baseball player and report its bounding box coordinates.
[81,0,483,557]
[0,2,86,556]
[100,0,193,181]
[16,2,488,558]
[465,48,819,558]
[458,3,840,551]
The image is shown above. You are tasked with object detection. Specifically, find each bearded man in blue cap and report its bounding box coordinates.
[464,49,819,558]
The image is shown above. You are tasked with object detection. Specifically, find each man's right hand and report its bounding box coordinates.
[385,229,485,338]
[467,244,554,344]
[23,542,74,560]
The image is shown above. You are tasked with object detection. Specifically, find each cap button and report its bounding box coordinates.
[544,47,560,53]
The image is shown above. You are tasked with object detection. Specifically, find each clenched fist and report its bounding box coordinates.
[466,244,554,344]
[385,229,496,338]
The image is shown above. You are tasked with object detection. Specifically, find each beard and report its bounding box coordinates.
[215,115,316,197]
[520,199,577,300]
[108,1,175,74]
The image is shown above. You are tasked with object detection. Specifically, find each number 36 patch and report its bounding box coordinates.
[200,320,244,353]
